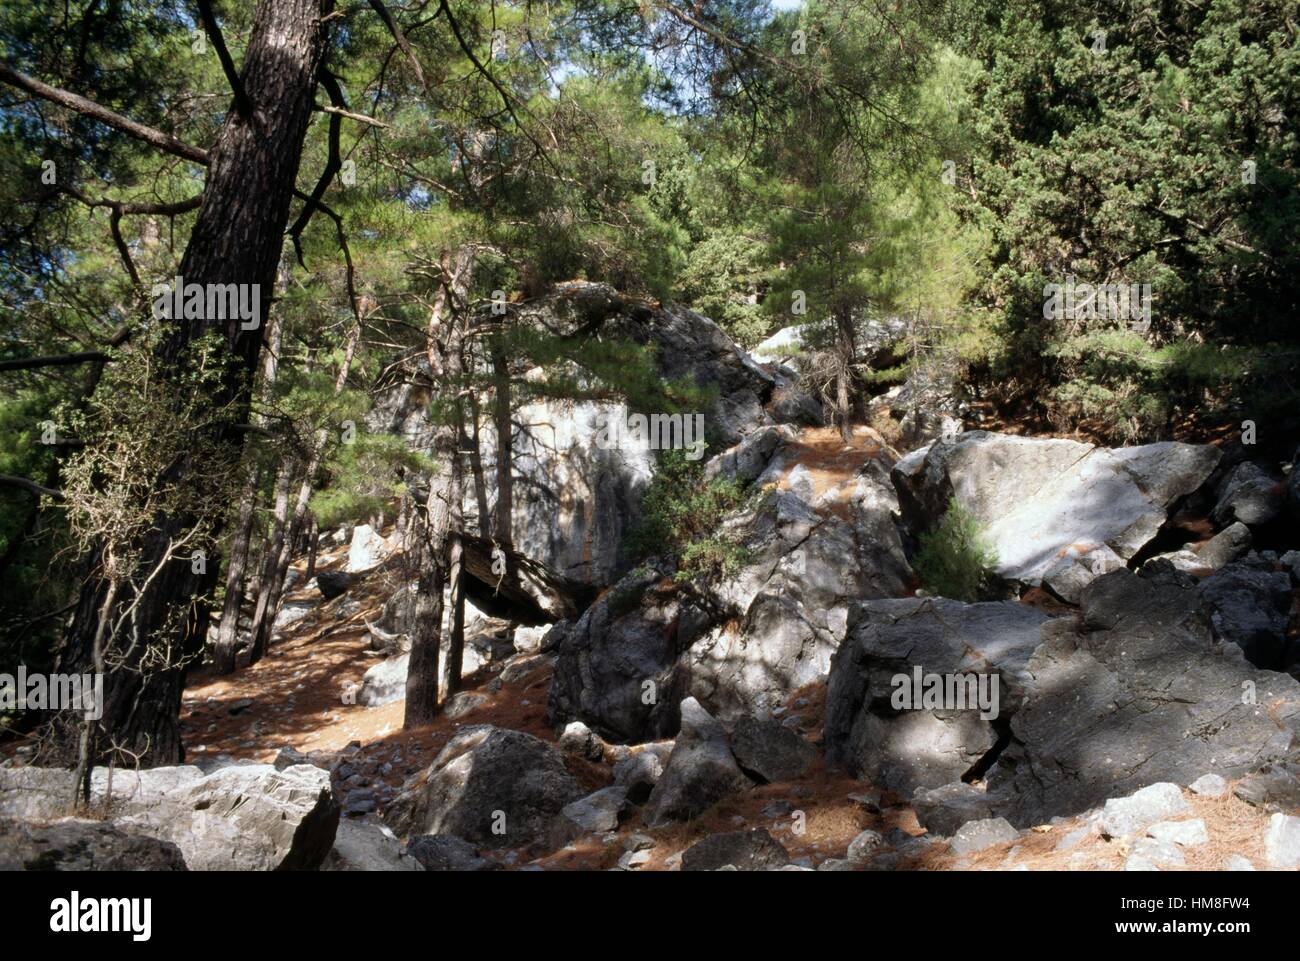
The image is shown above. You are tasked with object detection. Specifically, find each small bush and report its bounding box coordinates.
[913,497,998,602]
[625,448,752,583]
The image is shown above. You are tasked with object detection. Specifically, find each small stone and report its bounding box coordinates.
[950,817,1020,855]
[1147,818,1208,847]
[846,829,885,864]
[1131,836,1185,867]
[1223,854,1255,871]
[1189,773,1228,798]
[1101,782,1189,838]
[1054,825,1096,852]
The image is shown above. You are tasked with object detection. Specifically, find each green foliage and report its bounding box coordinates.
[625,449,752,583]
[954,0,1300,439]
[914,497,999,602]
[310,432,435,529]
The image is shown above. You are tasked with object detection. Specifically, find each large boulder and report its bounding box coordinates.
[892,431,1220,602]
[346,523,389,573]
[824,598,1052,796]
[0,763,339,871]
[727,716,816,783]
[1198,558,1294,670]
[384,726,582,849]
[681,828,791,871]
[548,455,914,742]
[1211,461,1285,530]
[990,569,1300,826]
[0,817,188,871]
[323,819,423,871]
[643,698,750,826]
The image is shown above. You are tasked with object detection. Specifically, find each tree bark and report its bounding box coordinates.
[55,0,333,766]
[834,305,857,443]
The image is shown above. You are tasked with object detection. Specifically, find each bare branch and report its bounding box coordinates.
[0,63,210,165]
[196,0,254,118]
[0,474,66,501]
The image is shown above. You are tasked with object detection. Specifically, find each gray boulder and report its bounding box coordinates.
[1198,559,1293,669]
[1211,461,1285,529]
[358,653,409,707]
[1196,521,1252,569]
[892,431,1220,602]
[728,715,816,784]
[555,786,629,840]
[1263,813,1300,869]
[950,817,1019,855]
[990,570,1300,827]
[643,698,750,826]
[681,828,790,871]
[824,597,1051,796]
[0,763,338,871]
[323,820,423,871]
[384,726,582,849]
[1100,783,1190,838]
[406,834,501,871]
[0,817,188,871]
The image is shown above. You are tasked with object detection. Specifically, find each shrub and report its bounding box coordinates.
[913,497,998,602]
[625,448,752,583]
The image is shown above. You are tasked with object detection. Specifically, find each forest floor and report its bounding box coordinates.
[168,422,1288,871]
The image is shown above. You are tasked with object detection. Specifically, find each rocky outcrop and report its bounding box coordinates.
[892,431,1221,602]
[384,726,582,849]
[1198,557,1294,670]
[824,598,1052,796]
[548,440,914,741]
[370,283,821,590]
[0,763,339,871]
[990,569,1300,826]
[0,817,188,871]
[323,820,423,871]
[727,716,815,784]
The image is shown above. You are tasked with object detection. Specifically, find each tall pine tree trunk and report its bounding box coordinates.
[56,0,332,765]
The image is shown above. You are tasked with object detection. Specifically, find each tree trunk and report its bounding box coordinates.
[405,246,472,726]
[214,309,285,674]
[247,458,296,666]
[834,305,857,443]
[55,0,332,766]
[490,339,513,549]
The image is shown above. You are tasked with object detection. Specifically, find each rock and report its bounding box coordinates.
[323,820,423,871]
[846,829,885,864]
[1263,814,1300,869]
[617,848,653,870]
[548,470,913,740]
[824,597,1051,796]
[1211,461,1285,529]
[892,431,1220,601]
[612,747,668,803]
[358,653,409,707]
[0,817,188,871]
[556,786,629,839]
[1188,773,1228,798]
[406,834,501,871]
[1198,560,1293,669]
[545,562,685,742]
[1101,783,1190,839]
[0,764,337,871]
[1054,824,1098,852]
[912,782,1003,837]
[342,789,377,817]
[1124,855,1160,871]
[1147,819,1208,847]
[1131,839,1185,870]
[316,570,353,600]
[513,624,550,654]
[949,818,1019,855]
[444,691,487,720]
[1224,854,1255,871]
[643,698,750,826]
[991,570,1300,827]
[727,716,816,783]
[1233,763,1300,812]
[384,726,582,849]
[274,746,315,771]
[681,829,790,871]
[1196,522,1252,569]
[558,721,605,761]
[346,524,389,573]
